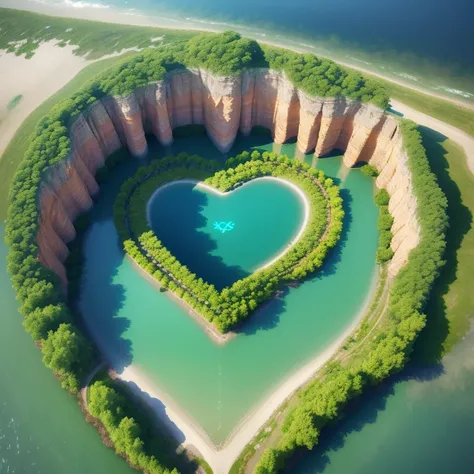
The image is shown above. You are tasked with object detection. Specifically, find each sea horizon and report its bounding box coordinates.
[2,0,474,105]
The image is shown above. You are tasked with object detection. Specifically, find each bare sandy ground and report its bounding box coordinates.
[0,41,89,156]
[0,40,139,158]
[3,0,474,110]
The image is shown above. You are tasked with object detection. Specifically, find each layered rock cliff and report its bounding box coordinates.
[37,68,419,288]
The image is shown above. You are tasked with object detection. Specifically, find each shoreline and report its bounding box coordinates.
[114,268,379,474]
[390,99,474,174]
[0,39,140,158]
[146,176,311,273]
[2,1,474,111]
[2,3,474,177]
[127,255,234,346]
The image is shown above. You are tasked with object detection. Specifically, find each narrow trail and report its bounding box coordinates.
[390,100,474,174]
[80,361,106,408]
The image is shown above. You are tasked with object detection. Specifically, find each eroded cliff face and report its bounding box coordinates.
[37,68,419,288]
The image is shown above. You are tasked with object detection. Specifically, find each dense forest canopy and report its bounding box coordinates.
[95,30,389,106]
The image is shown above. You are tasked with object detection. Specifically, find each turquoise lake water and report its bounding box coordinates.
[291,330,474,474]
[148,179,305,288]
[77,134,379,444]
[1,132,474,472]
[2,1,474,470]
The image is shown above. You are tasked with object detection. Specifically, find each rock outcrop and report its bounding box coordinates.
[36,68,419,288]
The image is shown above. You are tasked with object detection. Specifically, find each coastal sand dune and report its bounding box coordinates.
[0,42,88,156]
[0,41,140,158]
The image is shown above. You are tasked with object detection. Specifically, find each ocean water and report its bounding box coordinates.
[41,0,474,101]
[291,330,474,474]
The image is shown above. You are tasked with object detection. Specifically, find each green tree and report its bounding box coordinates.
[23,303,71,340]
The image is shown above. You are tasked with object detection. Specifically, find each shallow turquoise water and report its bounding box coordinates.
[1,133,474,472]
[148,179,305,288]
[78,134,379,444]
[2,212,474,473]
[0,223,135,474]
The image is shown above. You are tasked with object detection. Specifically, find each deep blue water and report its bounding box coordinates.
[133,0,474,66]
[107,0,474,99]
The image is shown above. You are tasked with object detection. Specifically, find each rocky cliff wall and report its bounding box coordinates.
[37,68,419,288]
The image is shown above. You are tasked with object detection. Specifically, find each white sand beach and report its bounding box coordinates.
[2,0,474,167]
[0,41,89,156]
[390,99,474,174]
[3,0,474,111]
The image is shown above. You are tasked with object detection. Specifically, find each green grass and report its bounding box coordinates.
[0,8,198,60]
[196,457,214,474]
[387,83,474,137]
[3,7,474,137]
[412,129,474,362]
[0,52,137,220]
[343,65,474,137]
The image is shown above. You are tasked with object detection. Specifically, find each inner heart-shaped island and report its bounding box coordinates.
[114,151,344,335]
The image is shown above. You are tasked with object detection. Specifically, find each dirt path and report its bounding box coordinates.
[390,100,474,174]
[80,361,106,408]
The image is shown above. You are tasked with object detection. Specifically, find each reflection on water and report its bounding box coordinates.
[148,179,304,289]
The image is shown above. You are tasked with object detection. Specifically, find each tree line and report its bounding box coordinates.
[88,380,179,474]
[254,119,449,473]
[3,30,390,474]
[374,188,395,263]
[115,151,344,332]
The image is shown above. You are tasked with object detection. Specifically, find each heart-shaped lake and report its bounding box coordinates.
[147,179,306,289]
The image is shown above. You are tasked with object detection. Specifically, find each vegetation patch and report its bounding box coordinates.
[88,380,180,474]
[7,94,23,111]
[374,188,394,263]
[253,119,448,473]
[0,8,197,60]
[114,151,344,332]
[412,129,474,359]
